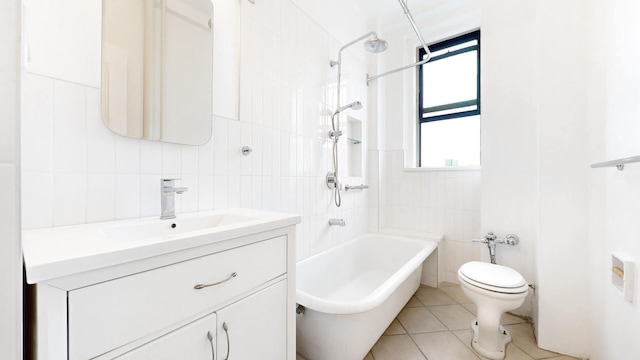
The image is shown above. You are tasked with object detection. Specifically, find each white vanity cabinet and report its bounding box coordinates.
[116,280,287,360]
[115,312,218,360]
[24,211,299,360]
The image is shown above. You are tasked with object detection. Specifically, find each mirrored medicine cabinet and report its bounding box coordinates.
[101,0,214,145]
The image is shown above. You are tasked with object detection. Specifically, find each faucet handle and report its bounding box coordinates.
[472,232,500,243]
[502,234,519,245]
[161,178,182,187]
[161,178,188,194]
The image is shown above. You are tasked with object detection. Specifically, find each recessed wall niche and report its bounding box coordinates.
[347,116,362,177]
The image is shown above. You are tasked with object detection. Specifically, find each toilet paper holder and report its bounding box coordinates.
[612,252,634,302]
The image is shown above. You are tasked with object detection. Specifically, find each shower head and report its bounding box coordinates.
[334,101,362,115]
[364,38,388,53]
[330,31,388,68]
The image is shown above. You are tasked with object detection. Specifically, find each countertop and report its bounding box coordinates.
[23,208,301,284]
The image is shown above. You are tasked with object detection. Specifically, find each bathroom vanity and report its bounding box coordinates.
[23,209,300,360]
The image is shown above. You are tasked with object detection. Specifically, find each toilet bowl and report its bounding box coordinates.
[458,261,528,360]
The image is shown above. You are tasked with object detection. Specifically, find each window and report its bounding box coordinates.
[418,30,480,167]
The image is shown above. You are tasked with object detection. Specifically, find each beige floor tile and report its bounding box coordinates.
[405,295,424,308]
[397,306,448,333]
[296,354,306,360]
[501,345,537,360]
[370,334,427,360]
[542,357,581,360]
[452,329,536,360]
[440,285,473,304]
[384,318,407,335]
[501,312,528,325]
[428,304,477,330]
[414,286,458,306]
[452,328,475,351]
[504,324,560,359]
[412,331,480,360]
[363,352,374,360]
[462,302,476,314]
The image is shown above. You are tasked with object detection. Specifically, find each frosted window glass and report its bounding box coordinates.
[420,116,480,167]
[422,51,478,109]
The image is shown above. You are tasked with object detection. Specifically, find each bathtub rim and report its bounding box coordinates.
[296,233,440,315]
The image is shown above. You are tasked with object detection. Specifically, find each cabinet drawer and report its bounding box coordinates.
[68,236,286,360]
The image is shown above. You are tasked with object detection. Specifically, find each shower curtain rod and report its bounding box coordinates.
[367,57,428,85]
[367,0,431,86]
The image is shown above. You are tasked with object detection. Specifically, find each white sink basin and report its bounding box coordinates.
[101,213,256,242]
[23,209,301,284]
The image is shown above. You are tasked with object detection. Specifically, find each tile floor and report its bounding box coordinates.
[297,283,583,360]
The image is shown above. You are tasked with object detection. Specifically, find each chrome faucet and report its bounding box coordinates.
[473,232,520,264]
[161,179,188,220]
[328,218,346,226]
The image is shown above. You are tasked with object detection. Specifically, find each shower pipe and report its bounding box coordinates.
[367,0,433,85]
[328,32,386,207]
[331,31,383,131]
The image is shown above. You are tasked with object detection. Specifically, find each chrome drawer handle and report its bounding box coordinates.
[207,331,215,360]
[223,322,230,360]
[194,272,238,290]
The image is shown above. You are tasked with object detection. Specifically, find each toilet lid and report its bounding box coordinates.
[458,261,527,292]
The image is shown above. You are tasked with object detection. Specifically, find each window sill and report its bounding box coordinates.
[404,165,481,172]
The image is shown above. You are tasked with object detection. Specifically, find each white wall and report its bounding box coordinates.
[536,1,590,356]
[588,0,640,358]
[20,0,371,261]
[480,0,539,319]
[481,0,590,356]
[0,0,23,359]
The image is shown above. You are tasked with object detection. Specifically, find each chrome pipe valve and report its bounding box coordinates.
[472,232,520,265]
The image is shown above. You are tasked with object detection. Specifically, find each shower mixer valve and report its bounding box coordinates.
[328,129,342,141]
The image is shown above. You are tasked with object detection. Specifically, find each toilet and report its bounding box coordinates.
[458,261,528,360]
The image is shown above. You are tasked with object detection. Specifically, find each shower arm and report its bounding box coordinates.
[332,31,379,117]
[367,0,432,86]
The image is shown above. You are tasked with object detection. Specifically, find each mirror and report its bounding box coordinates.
[101,0,213,145]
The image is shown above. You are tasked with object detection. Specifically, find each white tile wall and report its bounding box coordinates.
[1,2,22,357]
[20,0,370,261]
[378,150,482,284]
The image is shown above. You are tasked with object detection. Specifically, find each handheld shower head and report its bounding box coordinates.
[335,101,362,115]
[364,38,388,53]
[331,101,362,135]
[350,101,363,110]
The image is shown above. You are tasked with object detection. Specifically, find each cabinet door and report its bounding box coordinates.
[116,312,216,360]
[216,280,287,360]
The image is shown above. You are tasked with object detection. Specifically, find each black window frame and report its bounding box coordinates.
[417,30,481,166]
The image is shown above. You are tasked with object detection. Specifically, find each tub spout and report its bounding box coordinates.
[328,218,346,226]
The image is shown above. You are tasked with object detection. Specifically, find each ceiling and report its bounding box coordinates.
[290,0,469,44]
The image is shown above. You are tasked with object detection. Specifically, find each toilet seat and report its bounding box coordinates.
[458,261,528,294]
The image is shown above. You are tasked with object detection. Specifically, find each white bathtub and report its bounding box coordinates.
[296,233,439,360]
